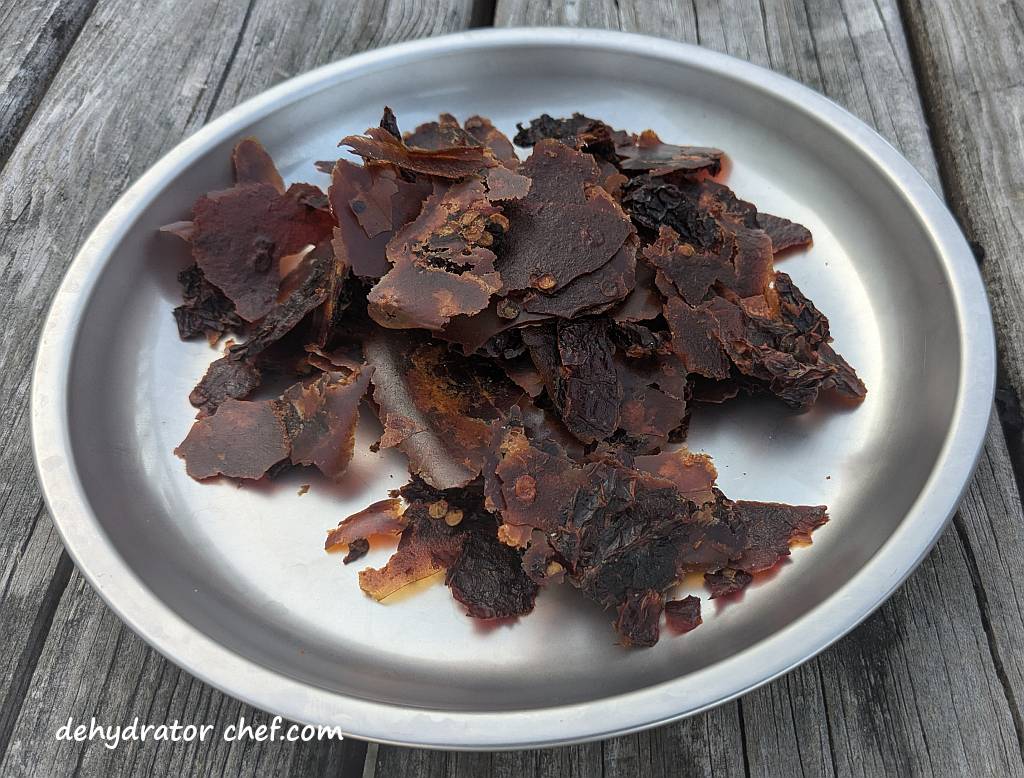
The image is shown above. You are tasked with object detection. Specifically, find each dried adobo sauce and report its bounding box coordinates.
[169,109,862,647]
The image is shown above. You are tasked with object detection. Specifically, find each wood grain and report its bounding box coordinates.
[0,0,97,168]
[0,0,476,774]
[899,0,1024,522]
[898,2,1024,340]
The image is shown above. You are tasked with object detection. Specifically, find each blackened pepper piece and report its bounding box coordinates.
[730,501,828,573]
[664,595,702,633]
[446,528,540,619]
[189,356,263,418]
[173,263,243,342]
[379,106,402,139]
[705,569,753,598]
[556,318,624,444]
[512,112,620,162]
[614,590,664,648]
[343,538,370,565]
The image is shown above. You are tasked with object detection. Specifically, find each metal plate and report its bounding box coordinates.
[31,28,995,749]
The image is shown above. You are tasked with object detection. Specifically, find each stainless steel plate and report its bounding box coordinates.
[31,28,995,749]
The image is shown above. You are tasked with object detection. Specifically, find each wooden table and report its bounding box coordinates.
[2,0,1022,775]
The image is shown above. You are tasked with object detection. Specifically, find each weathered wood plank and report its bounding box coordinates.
[0,0,477,774]
[374,706,746,777]
[378,2,1024,777]
[0,0,99,751]
[900,0,1024,738]
[899,0,1024,490]
[1,575,363,777]
[0,0,97,168]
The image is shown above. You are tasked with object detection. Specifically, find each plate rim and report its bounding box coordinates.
[30,26,996,750]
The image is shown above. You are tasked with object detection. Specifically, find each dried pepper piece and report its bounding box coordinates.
[512,112,621,162]
[500,191,633,293]
[464,115,519,167]
[758,212,812,253]
[325,498,406,551]
[514,137,603,202]
[359,508,465,600]
[634,448,718,506]
[191,169,334,321]
[329,160,433,279]
[664,596,702,633]
[646,216,863,408]
[341,125,496,179]
[612,262,662,323]
[705,569,753,598]
[348,171,398,238]
[439,301,552,355]
[639,213,773,305]
[522,320,620,445]
[357,479,475,600]
[447,527,539,619]
[364,333,526,489]
[172,110,861,648]
[367,179,506,331]
[189,242,337,415]
[486,416,827,644]
[343,539,370,565]
[730,500,828,574]
[663,296,732,380]
[498,140,634,295]
[190,354,265,418]
[172,263,243,342]
[642,225,731,306]
[404,113,480,150]
[615,352,691,453]
[175,398,290,480]
[350,478,537,616]
[521,234,637,319]
[179,368,372,481]
[232,137,285,192]
[609,319,668,359]
[708,289,864,408]
[614,590,664,648]
[555,318,624,443]
[615,129,724,177]
[484,165,531,201]
[282,368,373,480]
[379,106,401,139]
